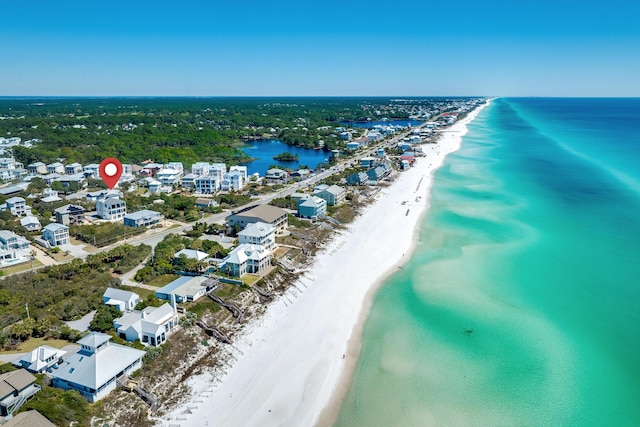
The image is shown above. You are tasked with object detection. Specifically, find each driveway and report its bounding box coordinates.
[65,310,96,331]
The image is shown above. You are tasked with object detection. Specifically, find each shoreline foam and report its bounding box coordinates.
[160,102,489,427]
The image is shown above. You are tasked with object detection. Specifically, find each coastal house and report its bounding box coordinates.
[86,189,122,202]
[222,244,271,277]
[65,163,83,174]
[191,162,210,177]
[27,162,47,175]
[140,163,163,176]
[96,197,126,221]
[290,192,308,203]
[174,248,210,262]
[346,142,360,151]
[123,210,163,228]
[401,152,415,165]
[51,332,145,402]
[0,369,40,417]
[156,168,183,187]
[54,204,85,226]
[147,179,163,194]
[113,303,178,346]
[39,189,62,204]
[166,162,184,173]
[180,173,197,190]
[366,163,392,183]
[41,173,61,186]
[339,131,352,140]
[155,276,218,303]
[20,215,41,231]
[194,175,219,194]
[347,171,369,186]
[227,204,288,235]
[55,173,87,189]
[5,197,28,217]
[265,168,287,181]
[229,165,248,181]
[237,221,275,251]
[2,410,56,427]
[0,158,26,179]
[42,223,69,247]
[360,157,377,169]
[83,164,100,178]
[0,230,31,267]
[46,163,65,174]
[290,169,311,179]
[367,130,383,142]
[220,170,245,192]
[195,197,219,208]
[297,196,327,220]
[209,163,227,181]
[314,184,347,206]
[103,287,140,312]
[120,164,135,183]
[397,141,412,151]
[13,346,66,374]
[0,158,16,169]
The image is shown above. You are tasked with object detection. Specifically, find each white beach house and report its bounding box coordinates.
[42,223,70,247]
[222,244,271,277]
[0,230,31,267]
[13,345,66,374]
[113,303,178,346]
[237,221,275,251]
[103,287,140,312]
[314,184,347,206]
[96,197,126,221]
[51,332,145,402]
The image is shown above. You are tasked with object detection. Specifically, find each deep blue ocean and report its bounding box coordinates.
[334,98,640,426]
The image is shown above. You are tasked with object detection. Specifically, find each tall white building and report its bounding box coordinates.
[194,175,219,194]
[191,162,210,177]
[96,197,127,221]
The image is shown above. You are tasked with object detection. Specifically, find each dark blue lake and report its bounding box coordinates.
[240,139,330,175]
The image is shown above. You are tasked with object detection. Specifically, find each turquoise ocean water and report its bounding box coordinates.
[333,98,640,426]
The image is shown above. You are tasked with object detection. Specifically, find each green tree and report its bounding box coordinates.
[27,177,47,193]
[89,305,121,332]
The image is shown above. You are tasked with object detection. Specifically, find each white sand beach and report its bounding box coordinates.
[160,103,488,427]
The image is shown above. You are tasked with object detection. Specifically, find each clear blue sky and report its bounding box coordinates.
[2,0,639,96]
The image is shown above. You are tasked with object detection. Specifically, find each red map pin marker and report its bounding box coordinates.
[99,158,123,189]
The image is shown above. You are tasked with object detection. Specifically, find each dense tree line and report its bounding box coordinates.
[0,97,448,167]
[134,233,227,282]
[0,244,151,348]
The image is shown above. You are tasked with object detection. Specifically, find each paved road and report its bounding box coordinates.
[7,118,433,278]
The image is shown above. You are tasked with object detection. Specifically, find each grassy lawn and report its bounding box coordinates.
[287,213,311,228]
[0,337,73,355]
[0,259,43,275]
[242,274,260,285]
[145,274,179,287]
[185,299,221,318]
[215,283,244,300]
[119,285,156,300]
